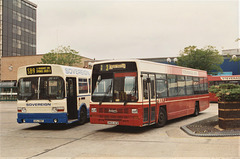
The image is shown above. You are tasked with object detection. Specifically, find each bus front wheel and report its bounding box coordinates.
[155,107,167,128]
[79,107,87,125]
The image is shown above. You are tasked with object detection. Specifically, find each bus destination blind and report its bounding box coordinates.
[26,66,52,75]
[100,63,126,72]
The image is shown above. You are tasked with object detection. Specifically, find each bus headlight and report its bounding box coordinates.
[53,119,58,123]
[132,109,138,114]
[91,108,97,113]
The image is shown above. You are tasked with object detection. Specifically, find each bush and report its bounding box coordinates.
[209,84,240,102]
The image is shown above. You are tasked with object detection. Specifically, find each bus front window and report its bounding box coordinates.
[114,73,138,102]
[92,75,113,102]
[92,72,138,103]
[18,77,38,100]
[18,77,65,100]
[39,77,65,100]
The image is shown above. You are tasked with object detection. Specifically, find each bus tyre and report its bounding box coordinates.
[79,107,87,125]
[193,104,200,116]
[155,107,167,128]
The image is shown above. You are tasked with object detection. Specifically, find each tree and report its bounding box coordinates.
[177,46,224,75]
[231,55,240,62]
[39,46,82,66]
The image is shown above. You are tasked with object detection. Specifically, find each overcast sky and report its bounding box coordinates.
[31,0,239,60]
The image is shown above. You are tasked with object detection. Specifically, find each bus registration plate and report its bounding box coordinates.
[107,121,119,125]
[33,120,44,123]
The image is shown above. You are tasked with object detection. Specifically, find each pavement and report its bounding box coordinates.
[181,115,240,137]
[1,102,240,158]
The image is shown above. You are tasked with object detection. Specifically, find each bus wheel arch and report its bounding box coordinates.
[78,104,87,124]
[155,105,167,128]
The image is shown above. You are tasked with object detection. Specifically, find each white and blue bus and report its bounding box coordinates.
[17,64,91,125]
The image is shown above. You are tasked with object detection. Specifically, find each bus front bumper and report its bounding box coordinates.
[17,113,68,124]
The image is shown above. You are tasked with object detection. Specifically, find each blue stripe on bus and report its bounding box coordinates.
[17,113,68,124]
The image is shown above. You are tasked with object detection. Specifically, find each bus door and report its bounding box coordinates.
[142,74,156,125]
[66,77,78,119]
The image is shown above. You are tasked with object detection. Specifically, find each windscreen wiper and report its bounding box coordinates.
[26,95,33,102]
[45,94,51,102]
[123,100,128,106]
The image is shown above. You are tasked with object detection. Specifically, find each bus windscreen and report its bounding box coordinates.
[92,62,138,103]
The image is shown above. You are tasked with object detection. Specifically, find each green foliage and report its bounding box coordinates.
[230,55,240,62]
[177,46,224,75]
[39,46,82,66]
[209,84,240,102]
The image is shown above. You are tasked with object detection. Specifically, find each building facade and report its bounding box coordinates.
[0,0,37,57]
[221,49,240,75]
[0,0,37,81]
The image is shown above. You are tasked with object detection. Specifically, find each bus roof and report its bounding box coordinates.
[93,59,207,77]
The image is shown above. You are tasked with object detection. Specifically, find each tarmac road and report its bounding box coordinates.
[0,102,239,158]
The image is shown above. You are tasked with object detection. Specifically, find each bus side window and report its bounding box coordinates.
[186,76,193,95]
[156,79,168,98]
[193,77,200,94]
[156,74,167,98]
[204,78,208,94]
[168,75,177,97]
[177,75,186,96]
[79,78,88,94]
[200,78,205,94]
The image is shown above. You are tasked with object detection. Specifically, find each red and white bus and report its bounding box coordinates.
[90,60,209,127]
[208,75,240,102]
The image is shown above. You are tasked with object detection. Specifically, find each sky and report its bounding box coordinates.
[31,0,239,60]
